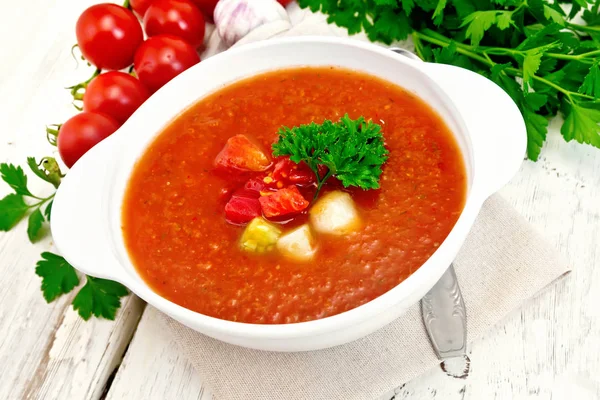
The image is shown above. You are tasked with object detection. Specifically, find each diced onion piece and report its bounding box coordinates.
[309,191,361,235]
[240,217,282,253]
[276,224,317,262]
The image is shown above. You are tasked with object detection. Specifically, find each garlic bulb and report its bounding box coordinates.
[214,0,290,47]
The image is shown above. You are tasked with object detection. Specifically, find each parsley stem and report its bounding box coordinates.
[411,32,426,60]
[503,67,594,101]
[567,22,600,34]
[415,30,494,67]
[28,193,55,208]
[314,169,333,201]
[416,28,595,101]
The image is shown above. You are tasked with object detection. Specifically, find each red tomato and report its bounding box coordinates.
[225,189,261,225]
[190,0,218,22]
[83,71,150,125]
[76,4,143,70]
[278,0,294,6]
[214,134,272,172]
[144,0,206,48]
[272,157,315,185]
[130,0,154,17]
[134,35,201,93]
[259,186,309,218]
[244,177,268,193]
[57,112,120,168]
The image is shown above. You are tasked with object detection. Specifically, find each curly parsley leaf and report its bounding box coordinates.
[0,164,33,197]
[0,194,29,231]
[35,252,80,303]
[72,277,129,321]
[272,115,388,197]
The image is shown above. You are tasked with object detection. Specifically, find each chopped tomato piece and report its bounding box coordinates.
[225,189,261,225]
[244,177,268,193]
[272,157,315,185]
[259,186,310,218]
[214,134,271,172]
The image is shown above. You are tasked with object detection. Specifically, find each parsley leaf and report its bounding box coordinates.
[0,194,29,231]
[523,108,549,160]
[401,0,415,15]
[27,209,45,242]
[367,8,411,43]
[44,200,53,222]
[272,115,388,198]
[543,5,565,26]
[72,277,129,320]
[461,11,513,46]
[35,252,80,303]
[579,61,600,97]
[433,0,448,25]
[0,164,33,197]
[561,101,600,147]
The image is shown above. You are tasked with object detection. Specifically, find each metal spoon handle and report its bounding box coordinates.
[421,265,467,359]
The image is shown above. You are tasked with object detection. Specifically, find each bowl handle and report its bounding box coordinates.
[422,63,527,198]
[50,134,130,285]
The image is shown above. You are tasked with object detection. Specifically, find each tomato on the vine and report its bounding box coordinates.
[57,112,120,168]
[134,35,201,93]
[76,4,143,70]
[83,72,150,125]
[144,0,206,48]
[130,0,154,17]
[190,0,218,22]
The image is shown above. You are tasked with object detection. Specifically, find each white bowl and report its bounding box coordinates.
[51,37,526,352]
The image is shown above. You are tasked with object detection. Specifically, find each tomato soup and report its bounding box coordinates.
[122,67,467,324]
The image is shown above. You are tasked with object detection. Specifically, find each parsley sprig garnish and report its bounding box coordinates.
[298,0,600,160]
[272,114,388,199]
[1,158,128,321]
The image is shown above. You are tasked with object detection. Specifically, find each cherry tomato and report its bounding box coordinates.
[58,112,120,168]
[83,72,150,125]
[134,35,200,93]
[130,0,154,17]
[144,0,206,48]
[278,0,294,6]
[76,4,143,70]
[190,0,218,22]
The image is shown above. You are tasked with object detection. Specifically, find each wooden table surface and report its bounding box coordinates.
[1,1,599,399]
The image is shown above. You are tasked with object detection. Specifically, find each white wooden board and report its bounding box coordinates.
[1,1,599,399]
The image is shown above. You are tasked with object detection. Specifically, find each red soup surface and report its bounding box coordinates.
[122,67,467,324]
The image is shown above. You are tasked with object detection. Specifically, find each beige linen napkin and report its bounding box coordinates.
[159,195,569,400]
[158,7,569,399]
